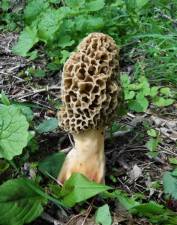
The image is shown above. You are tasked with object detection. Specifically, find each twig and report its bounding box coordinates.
[66,213,84,225]
[45,171,63,186]
[155,8,177,26]
[81,199,94,225]
[11,85,60,99]
[117,177,131,193]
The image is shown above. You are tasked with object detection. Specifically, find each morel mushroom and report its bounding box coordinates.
[58,33,121,184]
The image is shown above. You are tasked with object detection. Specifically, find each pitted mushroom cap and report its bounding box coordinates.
[58,32,122,133]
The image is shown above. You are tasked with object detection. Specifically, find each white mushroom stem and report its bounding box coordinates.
[58,128,105,184]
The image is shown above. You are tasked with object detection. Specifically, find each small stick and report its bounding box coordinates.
[81,199,94,225]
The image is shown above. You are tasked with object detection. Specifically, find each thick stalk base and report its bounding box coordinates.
[58,128,105,184]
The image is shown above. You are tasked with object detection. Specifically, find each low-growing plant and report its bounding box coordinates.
[120,74,175,113]
[1,0,177,224]
[0,0,24,31]
[10,0,177,86]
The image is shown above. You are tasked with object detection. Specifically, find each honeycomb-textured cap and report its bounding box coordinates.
[58,32,122,133]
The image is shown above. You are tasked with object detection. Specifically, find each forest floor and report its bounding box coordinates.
[1,32,177,225]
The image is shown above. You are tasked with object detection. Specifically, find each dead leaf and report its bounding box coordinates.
[129,164,142,182]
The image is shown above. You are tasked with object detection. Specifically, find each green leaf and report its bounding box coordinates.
[0,105,29,160]
[120,74,130,87]
[128,83,142,90]
[33,69,46,78]
[0,178,47,225]
[152,97,174,107]
[147,129,157,137]
[149,86,159,97]
[38,152,66,178]
[124,90,135,100]
[172,169,177,177]
[1,0,10,11]
[131,201,164,215]
[65,0,85,8]
[160,87,171,97]
[13,104,34,122]
[86,0,105,12]
[95,204,112,225]
[145,138,158,152]
[136,0,149,11]
[24,0,49,23]
[36,118,58,133]
[130,202,170,224]
[38,9,61,42]
[60,50,70,64]
[163,172,177,199]
[12,26,39,57]
[0,91,10,105]
[86,16,104,30]
[169,158,177,165]
[110,190,139,210]
[58,35,75,48]
[129,93,149,112]
[59,173,111,207]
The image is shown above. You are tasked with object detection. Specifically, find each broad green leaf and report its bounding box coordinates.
[124,90,135,100]
[138,76,149,85]
[0,178,47,225]
[128,83,142,90]
[163,172,177,199]
[0,105,29,160]
[138,76,150,96]
[104,191,177,224]
[1,0,10,11]
[172,169,177,177]
[38,9,61,42]
[58,35,75,48]
[36,118,58,133]
[13,104,34,122]
[38,152,66,178]
[0,91,10,105]
[95,204,112,225]
[129,93,149,112]
[160,87,171,97]
[120,74,130,87]
[59,173,111,207]
[33,69,46,78]
[65,0,85,8]
[24,0,49,23]
[12,26,39,57]
[147,129,157,137]
[86,0,105,12]
[130,202,171,224]
[149,86,159,97]
[131,202,164,215]
[75,15,104,31]
[89,17,104,30]
[153,97,174,107]
[136,0,149,11]
[145,138,158,152]
[169,158,177,165]
[110,190,139,210]
[60,50,70,64]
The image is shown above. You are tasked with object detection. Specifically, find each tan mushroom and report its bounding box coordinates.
[58,32,122,184]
